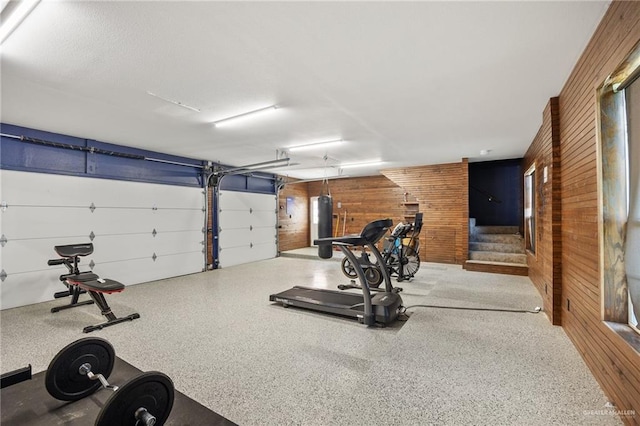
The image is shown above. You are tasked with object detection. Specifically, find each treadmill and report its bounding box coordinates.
[270,219,404,326]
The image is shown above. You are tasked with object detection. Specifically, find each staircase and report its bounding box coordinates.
[463,219,528,276]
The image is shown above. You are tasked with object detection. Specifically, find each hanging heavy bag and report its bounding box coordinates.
[317,177,333,259]
[317,195,333,259]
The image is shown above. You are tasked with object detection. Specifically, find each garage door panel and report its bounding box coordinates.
[0,270,62,310]
[2,238,92,274]
[251,227,277,243]
[219,245,277,268]
[0,170,205,309]
[1,207,94,240]
[252,212,277,226]
[218,190,277,268]
[92,253,202,285]
[218,211,251,230]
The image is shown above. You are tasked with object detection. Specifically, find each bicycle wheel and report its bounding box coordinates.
[400,246,420,278]
[341,257,358,279]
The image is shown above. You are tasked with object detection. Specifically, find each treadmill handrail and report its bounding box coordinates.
[314,218,392,246]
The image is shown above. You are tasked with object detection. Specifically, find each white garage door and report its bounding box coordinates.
[218,190,277,268]
[0,170,205,310]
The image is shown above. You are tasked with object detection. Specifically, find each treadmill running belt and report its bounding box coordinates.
[271,286,365,310]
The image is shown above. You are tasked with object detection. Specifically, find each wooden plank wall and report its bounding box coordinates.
[554,1,640,422]
[307,175,407,238]
[382,160,469,264]
[523,97,562,325]
[277,182,310,251]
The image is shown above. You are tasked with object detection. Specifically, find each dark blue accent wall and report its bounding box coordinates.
[469,159,523,226]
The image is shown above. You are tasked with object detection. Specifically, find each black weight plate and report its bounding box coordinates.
[45,337,115,401]
[96,371,175,426]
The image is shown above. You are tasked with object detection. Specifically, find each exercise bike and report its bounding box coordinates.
[340,213,422,287]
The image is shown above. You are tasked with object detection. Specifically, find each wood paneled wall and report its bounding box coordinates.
[277,182,310,252]
[307,176,408,237]
[523,97,562,325]
[382,160,469,264]
[551,1,640,422]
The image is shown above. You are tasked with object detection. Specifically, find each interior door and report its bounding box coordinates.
[310,196,319,246]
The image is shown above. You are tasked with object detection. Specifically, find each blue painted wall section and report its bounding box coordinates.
[1,123,279,194]
[1,123,205,187]
[219,173,276,194]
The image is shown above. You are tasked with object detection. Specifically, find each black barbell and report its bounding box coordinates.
[45,337,174,426]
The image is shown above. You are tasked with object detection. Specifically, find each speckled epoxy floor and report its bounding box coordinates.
[0,257,623,425]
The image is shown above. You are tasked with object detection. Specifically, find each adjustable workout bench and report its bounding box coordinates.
[48,243,140,333]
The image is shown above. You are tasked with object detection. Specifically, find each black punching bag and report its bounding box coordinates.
[317,195,333,259]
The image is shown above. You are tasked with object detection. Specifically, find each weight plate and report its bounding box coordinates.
[96,371,174,426]
[45,337,115,401]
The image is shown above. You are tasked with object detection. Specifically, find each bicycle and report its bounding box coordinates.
[340,213,423,287]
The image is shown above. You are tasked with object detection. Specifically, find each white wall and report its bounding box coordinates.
[218,190,277,268]
[0,170,205,309]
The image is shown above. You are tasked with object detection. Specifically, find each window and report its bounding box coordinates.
[524,165,536,254]
[598,39,640,341]
[626,77,640,333]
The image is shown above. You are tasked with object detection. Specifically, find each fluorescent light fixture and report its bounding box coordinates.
[287,139,344,152]
[146,91,201,112]
[213,105,278,128]
[0,0,41,44]
[340,160,385,169]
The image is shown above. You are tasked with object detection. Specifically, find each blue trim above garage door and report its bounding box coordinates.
[1,123,205,187]
[219,173,276,194]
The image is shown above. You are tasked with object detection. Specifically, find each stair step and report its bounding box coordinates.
[469,241,525,254]
[468,250,527,264]
[475,226,519,235]
[473,234,523,244]
[464,260,529,276]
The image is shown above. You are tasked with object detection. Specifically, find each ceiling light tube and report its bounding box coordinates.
[340,161,385,169]
[213,105,278,128]
[287,139,344,152]
[146,91,201,112]
[0,0,41,44]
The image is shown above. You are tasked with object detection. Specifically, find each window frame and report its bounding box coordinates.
[524,164,536,255]
[625,80,640,334]
[596,39,640,348]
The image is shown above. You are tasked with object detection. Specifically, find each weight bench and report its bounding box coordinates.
[48,243,140,333]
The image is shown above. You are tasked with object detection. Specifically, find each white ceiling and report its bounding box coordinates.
[1,0,609,179]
